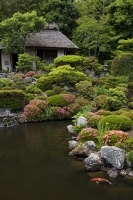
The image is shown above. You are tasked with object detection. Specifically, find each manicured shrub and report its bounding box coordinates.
[48,94,75,107]
[75,97,89,106]
[45,90,55,97]
[128,82,133,89]
[103,130,128,146]
[37,76,53,91]
[127,150,133,165]
[0,78,13,89]
[75,80,94,99]
[105,88,127,111]
[88,114,103,128]
[25,93,35,105]
[54,55,84,68]
[65,103,80,119]
[51,107,66,120]
[96,109,112,116]
[98,115,133,131]
[26,84,42,94]
[53,86,63,94]
[121,111,133,121]
[93,95,107,109]
[111,53,133,76]
[24,99,48,122]
[116,137,133,152]
[76,127,98,143]
[0,90,26,111]
[128,102,133,109]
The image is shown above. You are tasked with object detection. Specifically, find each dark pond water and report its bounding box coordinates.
[0,120,133,200]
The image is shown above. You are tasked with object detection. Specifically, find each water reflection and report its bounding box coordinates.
[0,121,133,200]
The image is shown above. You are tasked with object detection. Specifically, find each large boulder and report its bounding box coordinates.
[82,141,96,155]
[69,140,78,150]
[77,116,88,127]
[84,153,102,171]
[101,146,125,169]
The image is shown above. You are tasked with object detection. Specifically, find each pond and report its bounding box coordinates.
[0,120,133,200]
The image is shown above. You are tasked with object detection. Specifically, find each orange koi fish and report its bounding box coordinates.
[91,178,112,185]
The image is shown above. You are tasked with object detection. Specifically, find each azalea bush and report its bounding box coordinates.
[24,99,48,122]
[76,127,98,143]
[26,71,36,77]
[65,103,80,119]
[51,107,66,120]
[103,130,128,146]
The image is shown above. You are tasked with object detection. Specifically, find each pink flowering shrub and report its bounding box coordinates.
[76,127,98,143]
[61,94,75,104]
[26,71,36,77]
[17,73,26,78]
[30,99,48,110]
[103,130,128,146]
[24,100,48,122]
[51,107,66,120]
[65,103,80,119]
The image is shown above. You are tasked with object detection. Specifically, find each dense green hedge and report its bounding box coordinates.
[0,90,26,111]
[98,115,133,131]
[111,53,133,76]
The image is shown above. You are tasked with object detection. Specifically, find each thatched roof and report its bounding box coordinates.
[25,28,79,50]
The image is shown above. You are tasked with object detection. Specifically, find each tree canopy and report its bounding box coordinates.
[0,11,46,53]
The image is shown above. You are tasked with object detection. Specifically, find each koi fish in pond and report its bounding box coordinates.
[91,178,112,185]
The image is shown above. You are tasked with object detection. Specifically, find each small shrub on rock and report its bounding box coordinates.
[77,127,98,143]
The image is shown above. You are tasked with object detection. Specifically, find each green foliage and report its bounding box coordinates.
[25,93,35,105]
[111,53,133,76]
[54,55,84,68]
[16,53,43,72]
[116,137,133,152]
[75,80,94,99]
[65,103,81,119]
[45,90,55,97]
[0,78,13,89]
[73,124,86,135]
[72,103,93,122]
[37,76,53,91]
[83,56,104,75]
[53,86,63,94]
[93,95,107,109]
[128,102,133,109]
[127,150,133,165]
[48,65,85,85]
[0,90,26,111]
[41,0,79,38]
[26,84,42,94]
[98,115,133,131]
[105,88,127,111]
[88,114,103,129]
[94,85,108,96]
[128,82,133,89]
[0,11,46,53]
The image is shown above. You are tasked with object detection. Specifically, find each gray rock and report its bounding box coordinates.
[101,146,125,169]
[67,125,74,133]
[69,140,78,150]
[119,170,128,177]
[77,116,88,127]
[107,168,119,179]
[84,153,102,171]
[82,141,96,155]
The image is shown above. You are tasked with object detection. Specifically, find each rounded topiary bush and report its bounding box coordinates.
[76,127,98,143]
[47,94,75,107]
[93,95,107,109]
[37,76,53,91]
[45,90,55,97]
[98,115,133,131]
[111,53,133,76]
